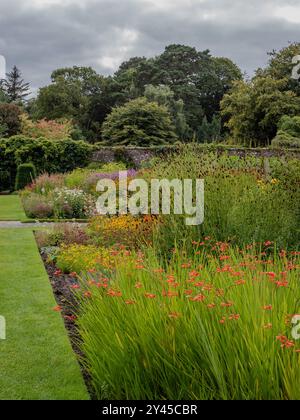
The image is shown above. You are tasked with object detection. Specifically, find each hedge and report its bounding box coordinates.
[15,163,37,191]
[0,136,92,191]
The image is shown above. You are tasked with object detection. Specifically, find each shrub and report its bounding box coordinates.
[52,188,96,219]
[22,193,54,218]
[15,163,37,190]
[35,223,89,248]
[272,116,300,149]
[101,98,178,146]
[20,114,73,140]
[0,103,22,137]
[0,136,92,191]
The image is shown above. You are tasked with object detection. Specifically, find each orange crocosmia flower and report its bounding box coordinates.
[263,323,272,329]
[88,268,96,274]
[165,290,179,298]
[219,318,226,324]
[125,299,136,305]
[263,305,273,311]
[265,272,276,278]
[154,268,164,274]
[136,265,145,270]
[181,262,191,269]
[97,283,108,288]
[221,301,234,308]
[53,305,62,312]
[220,255,231,261]
[191,294,206,302]
[145,293,156,299]
[70,272,77,278]
[275,280,288,288]
[169,312,181,319]
[135,282,142,289]
[202,284,213,291]
[84,291,92,298]
[207,303,216,309]
[229,314,240,321]
[264,241,273,247]
[295,349,300,353]
[189,270,200,278]
[71,284,80,290]
[276,335,287,344]
[107,289,122,297]
[184,289,193,296]
[194,281,205,287]
[235,280,246,285]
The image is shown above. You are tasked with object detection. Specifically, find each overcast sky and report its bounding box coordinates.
[0,0,299,93]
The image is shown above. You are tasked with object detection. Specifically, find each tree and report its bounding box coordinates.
[3,66,30,102]
[0,103,22,137]
[144,84,189,139]
[272,115,300,149]
[258,42,300,96]
[221,76,300,146]
[197,115,222,143]
[101,97,178,146]
[34,66,111,141]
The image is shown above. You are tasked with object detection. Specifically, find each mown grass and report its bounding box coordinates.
[0,228,89,400]
[0,195,27,221]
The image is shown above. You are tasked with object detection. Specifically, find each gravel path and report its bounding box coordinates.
[0,221,88,228]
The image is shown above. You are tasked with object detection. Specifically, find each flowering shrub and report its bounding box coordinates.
[76,243,300,400]
[52,188,96,219]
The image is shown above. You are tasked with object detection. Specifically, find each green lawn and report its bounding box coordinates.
[0,228,89,400]
[0,195,26,221]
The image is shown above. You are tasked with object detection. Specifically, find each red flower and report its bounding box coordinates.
[125,299,136,305]
[229,314,240,321]
[263,305,273,311]
[264,241,273,247]
[145,293,156,299]
[190,294,206,302]
[54,270,62,276]
[53,305,62,312]
[71,284,80,290]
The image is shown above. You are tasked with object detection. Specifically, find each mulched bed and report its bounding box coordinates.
[41,251,95,399]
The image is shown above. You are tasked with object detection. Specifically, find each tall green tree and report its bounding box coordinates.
[221,76,300,146]
[34,66,108,141]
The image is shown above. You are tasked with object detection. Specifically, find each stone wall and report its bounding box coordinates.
[92,146,300,168]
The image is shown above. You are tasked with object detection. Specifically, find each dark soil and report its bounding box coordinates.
[40,251,95,399]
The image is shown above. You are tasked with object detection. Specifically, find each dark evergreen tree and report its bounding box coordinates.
[3,66,30,103]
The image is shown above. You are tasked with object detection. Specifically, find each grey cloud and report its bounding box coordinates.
[0,0,299,93]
